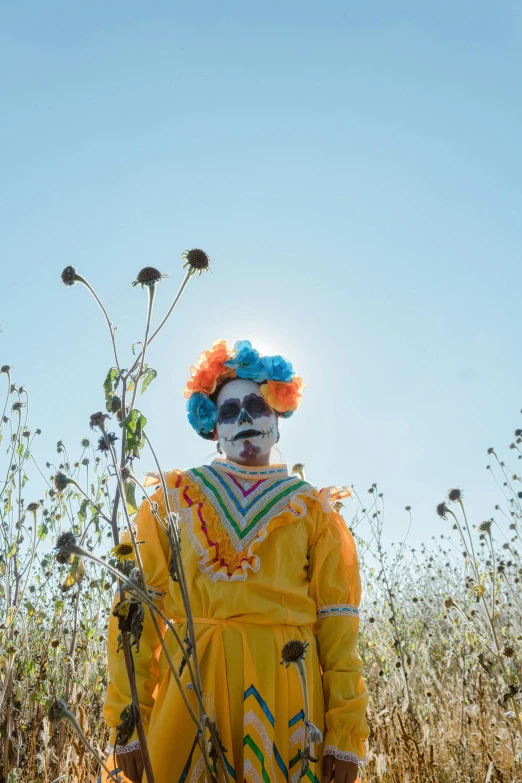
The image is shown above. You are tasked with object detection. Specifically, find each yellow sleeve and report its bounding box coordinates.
[102,487,170,752]
[307,506,370,765]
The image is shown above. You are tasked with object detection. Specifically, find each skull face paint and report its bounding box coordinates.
[215,379,278,465]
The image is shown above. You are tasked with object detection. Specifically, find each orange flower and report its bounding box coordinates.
[183,340,236,399]
[259,377,304,414]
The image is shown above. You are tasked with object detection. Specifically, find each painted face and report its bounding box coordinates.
[215,378,278,464]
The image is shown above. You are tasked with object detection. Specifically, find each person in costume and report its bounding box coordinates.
[101,339,370,783]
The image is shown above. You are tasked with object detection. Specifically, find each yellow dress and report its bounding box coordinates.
[101,459,369,783]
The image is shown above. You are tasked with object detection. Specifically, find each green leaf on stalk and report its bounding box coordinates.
[119,409,147,457]
[140,367,157,394]
[103,367,121,402]
[17,443,24,457]
[6,541,17,559]
[37,523,48,541]
[78,498,89,524]
[124,480,139,515]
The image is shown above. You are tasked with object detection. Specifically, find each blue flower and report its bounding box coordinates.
[187,392,218,434]
[224,339,266,382]
[261,355,294,382]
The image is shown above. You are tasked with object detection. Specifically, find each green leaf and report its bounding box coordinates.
[6,541,17,559]
[124,480,139,515]
[119,409,147,456]
[17,443,24,457]
[103,367,121,402]
[37,523,48,541]
[140,367,157,395]
[78,498,89,524]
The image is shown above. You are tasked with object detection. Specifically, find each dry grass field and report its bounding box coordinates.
[1,265,521,783]
[1,373,521,783]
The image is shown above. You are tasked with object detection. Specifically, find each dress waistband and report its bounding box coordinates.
[172,616,314,626]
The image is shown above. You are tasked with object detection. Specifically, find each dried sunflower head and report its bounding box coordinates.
[61,266,80,287]
[181,248,211,276]
[53,471,76,493]
[448,488,463,502]
[280,639,309,667]
[132,267,167,288]
[436,502,449,519]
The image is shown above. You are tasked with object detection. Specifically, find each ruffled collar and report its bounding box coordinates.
[210,458,289,480]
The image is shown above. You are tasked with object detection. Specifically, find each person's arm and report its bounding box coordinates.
[308,505,370,768]
[103,487,170,755]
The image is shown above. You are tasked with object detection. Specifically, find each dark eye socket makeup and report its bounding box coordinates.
[218,394,271,424]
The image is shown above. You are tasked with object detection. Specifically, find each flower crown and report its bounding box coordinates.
[183,339,304,439]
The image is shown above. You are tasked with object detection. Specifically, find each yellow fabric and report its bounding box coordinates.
[101,465,369,783]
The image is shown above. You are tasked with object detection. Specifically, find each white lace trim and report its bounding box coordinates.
[323,746,367,766]
[317,603,359,618]
[103,738,141,756]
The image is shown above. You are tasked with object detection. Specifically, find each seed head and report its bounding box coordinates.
[26,502,40,513]
[97,432,119,453]
[280,639,309,667]
[478,520,493,534]
[11,401,25,412]
[436,502,449,519]
[444,596,456,609]
[121,466,132,481]
[291,463,306,480]
[132,267,167,288]
[61,266,80,287]
[181,248,211,277]
[501,645,515,658]
[487,447,495,455]
[1,365,12,374]
[81,438,90,448]
[48,699,71,722]
[448,488,463,502]
[53,471,76,493]
[89,411,109,430]
[54,531,79,564]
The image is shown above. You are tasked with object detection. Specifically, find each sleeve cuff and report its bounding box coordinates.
[323,727,368,766]
[103,727,141,757]
[323,746,367,766]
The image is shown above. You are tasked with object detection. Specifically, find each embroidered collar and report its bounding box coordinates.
[210,458,289,480]
[185,462,311,553]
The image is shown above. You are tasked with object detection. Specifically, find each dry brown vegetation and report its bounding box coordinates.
[1,262,522,782]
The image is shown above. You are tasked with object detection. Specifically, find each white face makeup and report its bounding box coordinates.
[215,379,278,464]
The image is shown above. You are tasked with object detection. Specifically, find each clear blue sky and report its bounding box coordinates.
[1,1,521,548]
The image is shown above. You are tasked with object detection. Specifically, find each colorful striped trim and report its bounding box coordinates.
[211,458,289,478]
[317,604,359,618]
[187,465,310,552]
